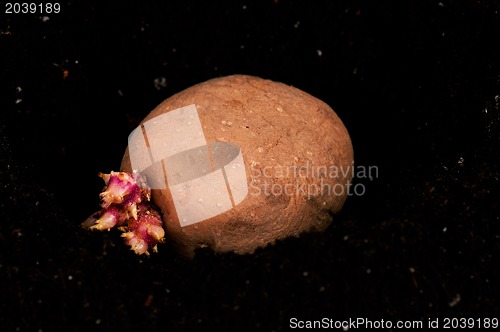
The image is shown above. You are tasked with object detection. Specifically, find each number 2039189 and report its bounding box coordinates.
[5,3,60,14]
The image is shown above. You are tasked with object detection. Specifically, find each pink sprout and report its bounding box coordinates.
[83,171,164,255]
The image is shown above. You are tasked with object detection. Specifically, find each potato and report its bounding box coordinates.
[121,75,353,257]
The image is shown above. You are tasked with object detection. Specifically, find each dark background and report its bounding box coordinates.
[1,0,500,331]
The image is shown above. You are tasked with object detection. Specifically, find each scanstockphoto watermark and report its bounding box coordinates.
[249,161,378,198]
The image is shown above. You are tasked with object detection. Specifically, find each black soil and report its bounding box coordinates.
[1,1,499,331]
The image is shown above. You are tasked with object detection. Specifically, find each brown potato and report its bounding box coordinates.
[121,75,353,257]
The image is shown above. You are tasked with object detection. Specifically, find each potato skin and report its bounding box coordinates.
[122,75,353,257]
